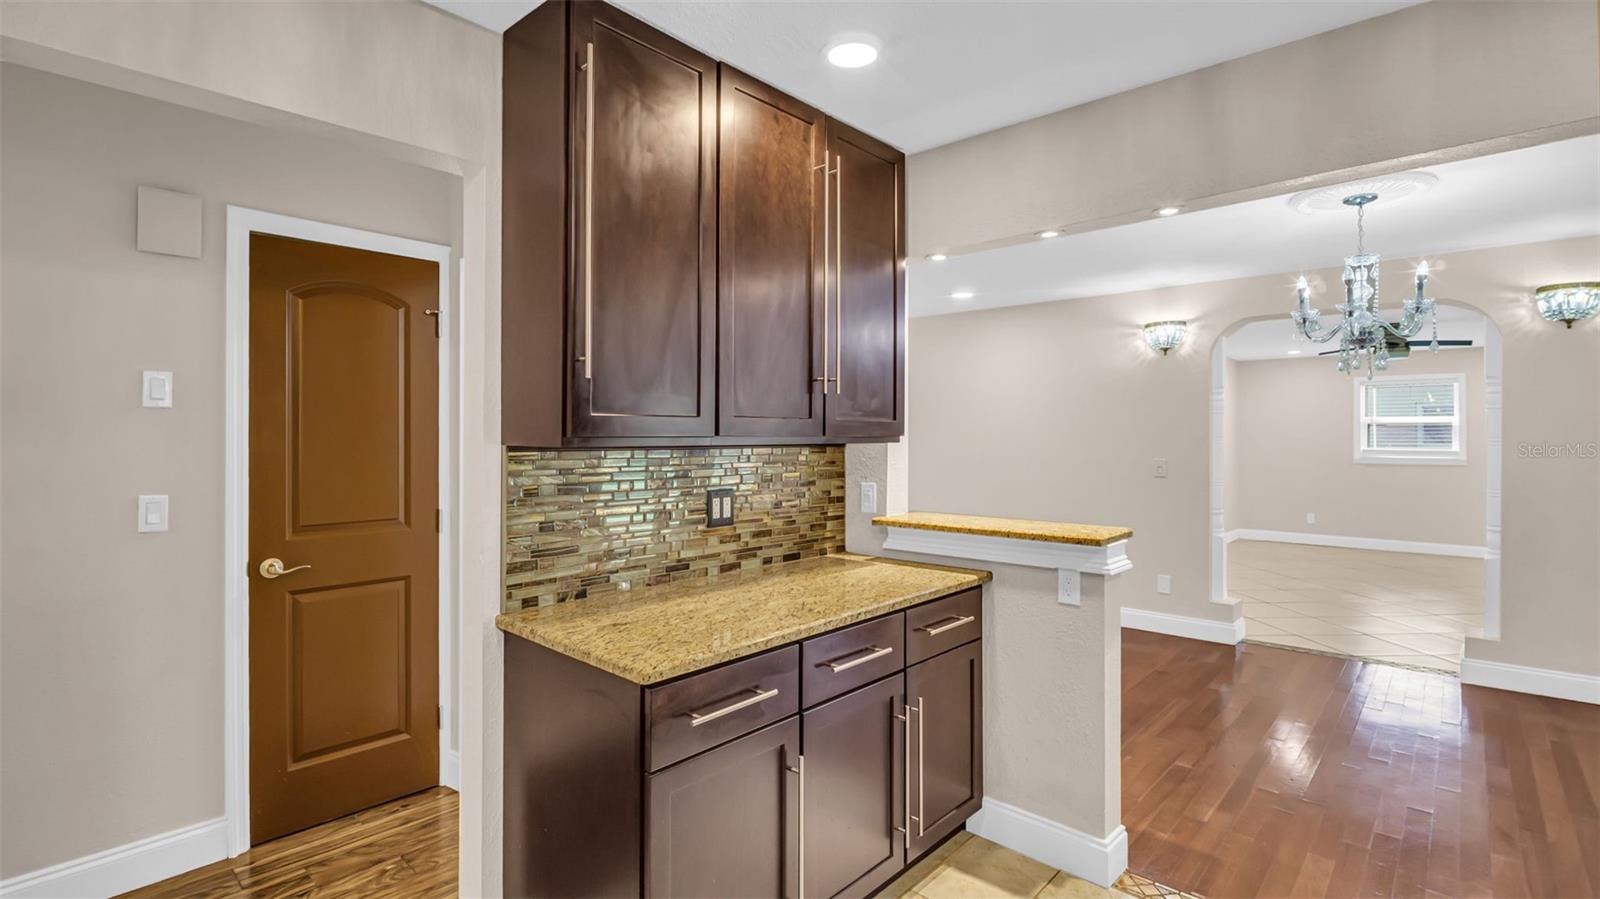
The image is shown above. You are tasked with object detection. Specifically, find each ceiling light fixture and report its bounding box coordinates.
[1290,193,1438,378]
[927,253,947,262]
[1155,206,1182,217]
[1036,230,1061,239]
[1534,282,1600,328]
[950,290,975,300]
[1143,321,1187,356]
[825,39,879,69]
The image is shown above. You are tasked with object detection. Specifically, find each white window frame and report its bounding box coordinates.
[1354,372,1466,465]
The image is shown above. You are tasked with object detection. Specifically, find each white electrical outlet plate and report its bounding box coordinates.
[1057,569,1081,606]
[860,481,878,514]
[142,371,173,408]
[1153,458,1168,478]
[1157,574,1172,595]
[1306,512,1317,524]
[137,494,169,533]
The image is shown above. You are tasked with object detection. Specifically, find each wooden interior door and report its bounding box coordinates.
[569,3,717,438]
[906,642,982,857]
[826,120,905,439]
[646,718,800,899]
[717,65,827,438]
[248,232,439,844]
[803,675,906,899]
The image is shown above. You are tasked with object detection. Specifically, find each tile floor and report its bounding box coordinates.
[1229,540,1482,674]
[879,832,1199,899]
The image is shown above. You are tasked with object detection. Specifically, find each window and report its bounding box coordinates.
[1355,374,1465,464]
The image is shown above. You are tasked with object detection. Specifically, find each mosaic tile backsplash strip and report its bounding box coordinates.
[504,447,845,611]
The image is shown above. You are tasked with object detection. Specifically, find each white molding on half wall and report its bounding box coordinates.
[1121,607,1245,645]
[1227,528,1487,559]
[1460,658,1600,705]
[0,817,227,899]
[966,799,1128,889]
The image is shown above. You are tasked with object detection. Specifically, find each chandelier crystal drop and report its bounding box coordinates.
[1290,193,1437,378]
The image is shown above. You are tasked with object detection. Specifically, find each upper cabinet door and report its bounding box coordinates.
[570,4,717,438]
[826,121,906,439]
[717,66,827,439]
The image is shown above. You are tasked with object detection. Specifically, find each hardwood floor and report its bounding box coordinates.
[120,788,455,898]
[1123,630,1600,898]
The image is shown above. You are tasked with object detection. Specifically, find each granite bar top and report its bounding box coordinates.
[872,511,1133,547]
[495,553,991,685]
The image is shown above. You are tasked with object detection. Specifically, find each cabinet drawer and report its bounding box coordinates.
[905,588,982,665]
[802,613,904,708]
[646,646,798,771]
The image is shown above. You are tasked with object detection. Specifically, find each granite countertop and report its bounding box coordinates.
[872,511,1133,547]
[495,553,991,685]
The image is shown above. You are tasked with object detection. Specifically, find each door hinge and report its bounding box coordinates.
[423,308,441,338]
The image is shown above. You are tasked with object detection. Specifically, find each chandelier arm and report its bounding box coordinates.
[1298,325,1345,344]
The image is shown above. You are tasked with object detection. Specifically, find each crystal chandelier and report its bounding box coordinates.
[1290,193,1438,377]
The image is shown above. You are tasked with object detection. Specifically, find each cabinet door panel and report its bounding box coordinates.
[907,641,982,856]
[826,121,904,439]
[571,5,716,437]
[802,675,906,899]
[719,67,826,438]
[647,718,800,899]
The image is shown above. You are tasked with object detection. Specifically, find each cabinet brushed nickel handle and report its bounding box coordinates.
[916,695,926,837]
[686,687,778,727]
[797,753,806,898]
[896,700,912,849]
[822,645,893,673]
[258,558,311,579]
[580,40,595,379]
[917,614,975,636]
[817,150,829,393]
[833,159,842,396]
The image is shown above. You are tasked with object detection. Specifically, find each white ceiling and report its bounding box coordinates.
[1225,305,1487,362]
[911,135,1600,318]
[422,0,1417,152]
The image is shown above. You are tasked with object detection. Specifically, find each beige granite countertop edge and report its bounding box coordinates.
[872,512,1134,547]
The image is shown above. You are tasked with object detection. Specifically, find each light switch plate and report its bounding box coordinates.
[1306,512,1317,524]
[142,370,173,408]
[1156,574,1172,595]
[137,494,169,533]
[859,481,878,514]
[1153,458,1168,478]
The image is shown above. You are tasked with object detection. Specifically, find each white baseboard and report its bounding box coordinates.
[1460,657,1600,705]
[442,750,461,791]
[1121,607,1245,645]
[1228,528,1486,559]
[0,817,227,899]
[966,798,1128,888]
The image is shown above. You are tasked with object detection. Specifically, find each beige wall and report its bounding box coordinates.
[1230,349,1488,547]
[904,237,1600,678]
[908,1,1600,257]
[0,64,460,879]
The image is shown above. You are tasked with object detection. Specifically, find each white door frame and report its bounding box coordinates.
[223,206,461,857]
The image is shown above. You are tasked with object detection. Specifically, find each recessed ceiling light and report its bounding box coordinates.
[1155,206,1182,217]
[927,253,947,262]
[826,39,879,69]
[1287,349,1302,355]
[951,291,975,300]
[1036,230,1061,239]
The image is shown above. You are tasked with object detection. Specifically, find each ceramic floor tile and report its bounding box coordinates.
[1237,604,1318,620]
[1315,615,1430,633]
[1276,618,1362,636]
[1242,618,1288,636]
[1036,870,1135,899]
[879,832,972,897]
[1273,601,1383,617]
[1376,632,1465,656]
[919,835,1057,899]
[1367,615,1471,635]
[1309,634,1416,656]
[1248,634,1336,652]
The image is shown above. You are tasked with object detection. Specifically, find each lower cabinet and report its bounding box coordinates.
[646,719,801,899]
[802,674,905,899]
[906,640,983,857]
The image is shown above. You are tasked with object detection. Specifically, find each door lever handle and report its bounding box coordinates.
[258,558,311,579]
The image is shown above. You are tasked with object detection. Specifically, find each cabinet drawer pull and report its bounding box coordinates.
[917,614,975,636]
[686,687,779,727]
[822,645,893,673]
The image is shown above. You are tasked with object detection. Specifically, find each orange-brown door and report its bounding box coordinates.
[248,233,439,844]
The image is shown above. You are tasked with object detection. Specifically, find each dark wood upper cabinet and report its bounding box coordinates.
[825,121,905,439]
[503,0,903,446]
[717,66,827,439]
[906,640,983,858]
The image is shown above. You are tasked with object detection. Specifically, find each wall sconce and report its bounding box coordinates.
[1143,320,1188,356]
[1534,282,1599,328]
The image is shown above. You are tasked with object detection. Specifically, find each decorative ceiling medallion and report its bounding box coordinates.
[1289,171,1439,215]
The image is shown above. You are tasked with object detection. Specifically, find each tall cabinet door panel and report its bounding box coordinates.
[570,4,717,437]
[803,675,905,899]
[825,120,905,439]
[646,718,800,899]
[718,66,827,438]
[906,641,982,857]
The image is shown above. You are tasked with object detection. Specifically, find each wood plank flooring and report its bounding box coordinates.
[1123,630,1600,898]
[119,787,455,898]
